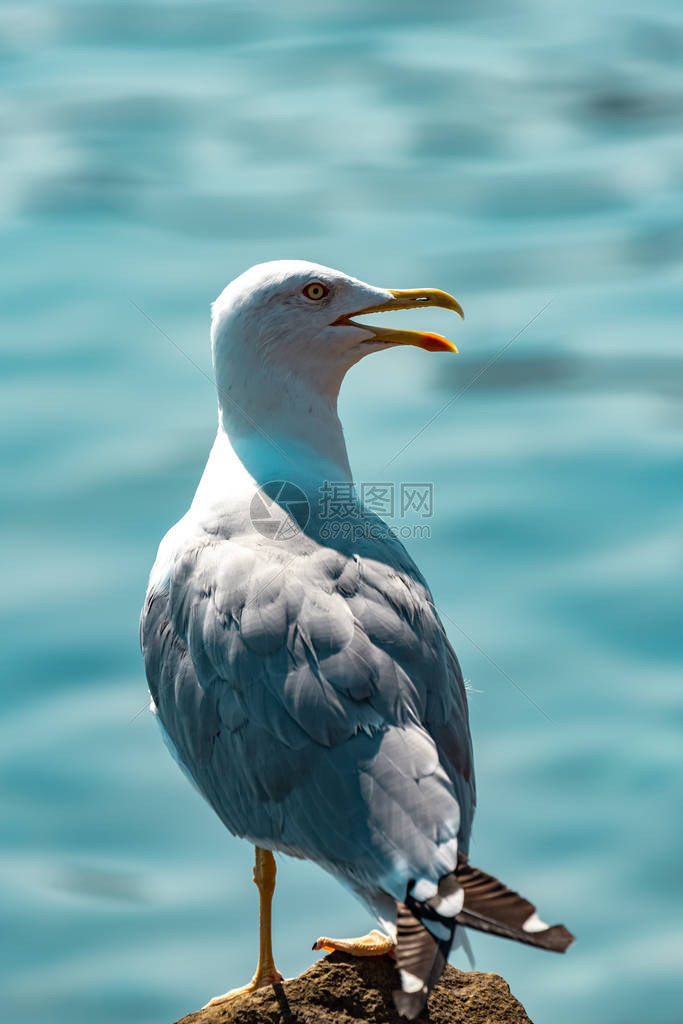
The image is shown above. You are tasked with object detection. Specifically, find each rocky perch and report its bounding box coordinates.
[174,952,532,1024]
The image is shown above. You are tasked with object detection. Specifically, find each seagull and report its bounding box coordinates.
[140,260,573,1019]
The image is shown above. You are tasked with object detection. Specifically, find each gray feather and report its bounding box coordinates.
[141,510,475,899]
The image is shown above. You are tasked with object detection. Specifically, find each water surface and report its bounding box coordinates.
[1,3,682,1022]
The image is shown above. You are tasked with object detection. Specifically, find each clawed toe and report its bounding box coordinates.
[203,966,283,1008]
[312,928,394,957]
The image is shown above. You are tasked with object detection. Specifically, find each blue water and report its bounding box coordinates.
[2,3,682,1022]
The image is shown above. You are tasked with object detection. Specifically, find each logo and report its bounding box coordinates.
[249,480,311,541]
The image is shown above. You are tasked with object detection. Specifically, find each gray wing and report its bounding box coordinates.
[141,528,475,898]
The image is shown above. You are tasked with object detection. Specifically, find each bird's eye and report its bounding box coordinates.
[303,282,329,300]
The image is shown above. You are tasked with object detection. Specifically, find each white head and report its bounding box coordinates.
[209,260,463,473]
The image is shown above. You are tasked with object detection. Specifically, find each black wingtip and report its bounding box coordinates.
[540,924,575,952]
[455,854,575,953]
[392,987,428,1020]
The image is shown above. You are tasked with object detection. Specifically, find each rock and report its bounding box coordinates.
[173,952,533,1024]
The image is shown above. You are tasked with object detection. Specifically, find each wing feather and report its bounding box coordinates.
[141,521,475,895]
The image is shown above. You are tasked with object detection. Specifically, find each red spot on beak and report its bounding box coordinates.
[418,333,458,353]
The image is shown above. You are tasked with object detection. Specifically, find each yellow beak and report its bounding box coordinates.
[335,287,464,353]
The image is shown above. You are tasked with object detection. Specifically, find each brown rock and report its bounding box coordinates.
[173,952,533,1024]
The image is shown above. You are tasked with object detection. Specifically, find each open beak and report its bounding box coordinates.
[334,288,464,353]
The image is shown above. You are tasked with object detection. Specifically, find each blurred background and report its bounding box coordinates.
[2,2,682,1022]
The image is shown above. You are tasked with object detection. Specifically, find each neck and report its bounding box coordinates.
[217,361,352,486]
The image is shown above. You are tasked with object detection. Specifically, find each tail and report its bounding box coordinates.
[392,853,574,1019]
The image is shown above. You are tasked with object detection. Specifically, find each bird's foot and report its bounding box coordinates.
[312,928,395,957]
[203,964,283,1008]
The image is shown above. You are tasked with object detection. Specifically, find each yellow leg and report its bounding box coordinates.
[312,928,395,957]
[204,847,283,1007]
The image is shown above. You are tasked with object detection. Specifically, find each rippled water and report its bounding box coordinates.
[2,3,682,1022]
